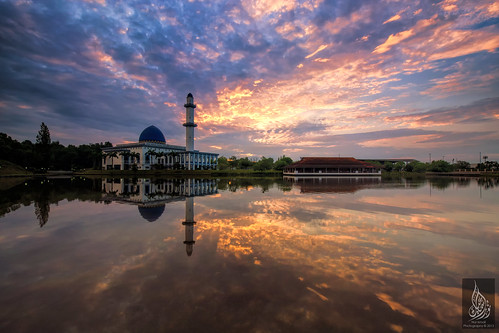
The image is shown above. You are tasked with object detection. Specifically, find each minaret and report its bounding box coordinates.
[183,93,197,152]
[182,179,196,256]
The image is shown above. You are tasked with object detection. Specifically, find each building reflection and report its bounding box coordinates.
[102,178,217,256]
[284,176,382,193]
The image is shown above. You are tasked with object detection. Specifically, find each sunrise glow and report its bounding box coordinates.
[0,0,498,161]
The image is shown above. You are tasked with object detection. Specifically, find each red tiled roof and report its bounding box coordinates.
[285,157,380,169]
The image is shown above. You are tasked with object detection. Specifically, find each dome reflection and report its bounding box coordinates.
[102,178,218,256]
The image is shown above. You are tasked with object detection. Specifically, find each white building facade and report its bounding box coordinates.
[102,93,218,170]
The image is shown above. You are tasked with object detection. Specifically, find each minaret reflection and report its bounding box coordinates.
[182,196,196,256]
[102,178,218,257]
[182,178,197,257]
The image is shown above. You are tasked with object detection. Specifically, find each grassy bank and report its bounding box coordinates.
[0,160,32,177]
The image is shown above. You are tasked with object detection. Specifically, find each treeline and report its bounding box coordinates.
[0,177,106,227]
[217,155,293,171]
[0,124,111,171]
[368,159,499,173]
[216,156,499,173]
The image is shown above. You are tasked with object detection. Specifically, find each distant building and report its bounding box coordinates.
[102,93,218,170]
[283,157,381,176]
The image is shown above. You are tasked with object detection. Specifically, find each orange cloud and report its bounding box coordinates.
[421,69,498,98]
[190,182,499,332]
[383,14,401,24]
[230,52,245,62]
[359,134,446,149]
[439,0,458,12]
[83,0,106,5]
[241,0,298,19]
[427,28,499,61]
[305,44,328,58]
[373,29,414,54]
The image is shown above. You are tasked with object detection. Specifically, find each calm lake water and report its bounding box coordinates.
[1,176,498,332]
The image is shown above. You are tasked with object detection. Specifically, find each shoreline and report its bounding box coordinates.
[1,170,498,178]
[0,169,283,178]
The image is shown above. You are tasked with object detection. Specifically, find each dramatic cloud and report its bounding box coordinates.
[0,0,498,160]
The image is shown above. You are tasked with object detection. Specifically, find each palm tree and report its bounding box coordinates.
[106,152,118,170]
[168,151,180,169]
[146,149,159,165]
[119,151,133,170]
[130,152,140,165]
[156,152,166,168]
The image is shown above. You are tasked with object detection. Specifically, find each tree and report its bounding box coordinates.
[35,199,50,228]
[273,155,293,170]
[35,122,51,169]
[384,162,393,172]
[50,141,70,170]
[393,161,405,172]
[402,161,427,173]
[484,160,498,171]
[167,151,179,169]
[228,156,238,170]
[217,156,229,170]
[36,122,51,146]
[366,160,383,168]
[0,130,116,171]
[428,160,453,172]
[254,156,274,171]
[106,152,118,170]
[0,133,33,167]
[238,157,253,169]
[454,160,470,170]
[130,152,140,164]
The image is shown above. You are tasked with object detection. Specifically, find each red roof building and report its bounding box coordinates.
[283,157,381,176]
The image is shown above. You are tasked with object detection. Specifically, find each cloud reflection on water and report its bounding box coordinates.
[193,177,498,330]
[0,177,498,332]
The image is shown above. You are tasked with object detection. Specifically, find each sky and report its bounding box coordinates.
[1,0,498,162]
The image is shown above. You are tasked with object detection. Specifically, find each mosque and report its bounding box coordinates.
[102,93,218,170]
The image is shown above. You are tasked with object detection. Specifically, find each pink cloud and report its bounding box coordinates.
[383,14,401,25]
[359,134,445,149]
[373,29,414,54]
[422,69,499,98]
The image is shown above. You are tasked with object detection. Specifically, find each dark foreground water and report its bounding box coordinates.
[0,176,498,332]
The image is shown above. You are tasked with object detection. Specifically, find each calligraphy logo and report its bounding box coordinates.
[462,278,495,329]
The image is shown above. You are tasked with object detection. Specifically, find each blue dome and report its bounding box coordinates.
[139,125,166,143]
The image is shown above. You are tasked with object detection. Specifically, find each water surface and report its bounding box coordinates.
[0,176,498,332]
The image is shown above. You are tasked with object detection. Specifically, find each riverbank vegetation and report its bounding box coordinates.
[1,127,110,172]
[216,155,293,171]
[367,159,499,174]
[1,124,497,177]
